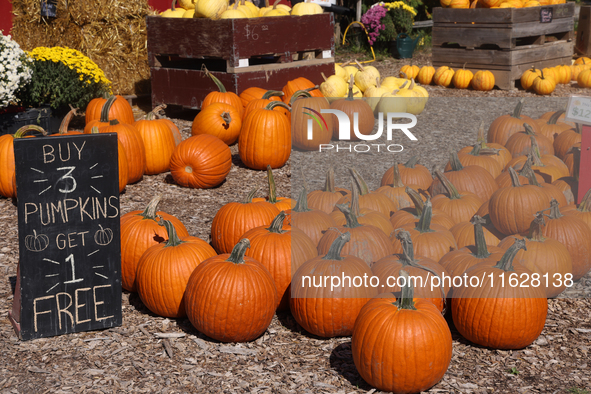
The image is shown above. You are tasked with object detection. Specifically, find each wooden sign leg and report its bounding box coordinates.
[578,125,591,204]
[8,260,22,339]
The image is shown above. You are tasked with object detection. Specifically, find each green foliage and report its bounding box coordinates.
[567,388,590,394]
[508,367,519,375]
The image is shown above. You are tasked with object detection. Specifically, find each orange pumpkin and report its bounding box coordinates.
[191,102,242,145]
[452,64,473,89]
[135,111,177,175]
[433,66,454,87]
[85,94,134,125]
[201,68,244,118]
[471,70,495,91]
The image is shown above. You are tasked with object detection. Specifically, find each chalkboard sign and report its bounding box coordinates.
[540,8,553,23]
[40,0,57,18]
[9,133,122,341]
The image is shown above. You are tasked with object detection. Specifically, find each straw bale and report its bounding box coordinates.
[11,0,157,95]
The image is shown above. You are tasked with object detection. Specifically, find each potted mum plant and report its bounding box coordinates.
[361,1,420,58]
[19,46,112,133]
[0,31,34,135]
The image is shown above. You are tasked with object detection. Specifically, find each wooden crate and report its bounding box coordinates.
[576,6,591,57]
[146,14,335,109]
[432,3,575,90]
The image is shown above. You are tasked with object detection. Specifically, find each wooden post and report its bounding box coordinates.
[578,124,591,203]
[576,6,591,57]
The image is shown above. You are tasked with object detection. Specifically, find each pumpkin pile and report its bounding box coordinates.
[441,0,565,8]
[159,0,323,19]
[519,59,591,94]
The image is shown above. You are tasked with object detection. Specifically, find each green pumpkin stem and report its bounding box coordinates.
[434,170,461,200]
[389,162,404,188]
[476,121,486,144]
[288,89,314,106]
[416,198,434,233]
[469,142,482,156]
[350,179,360,217]
[548,110,565,125]
[268,211,287,234]
[293,187,310,212]
[349,168,370,195]
[140,195,163,220]
[324,167,336,193]
[492,238,526,271]
[394,270,417,311]
[346,75,355,100]
[202,64,227,93]
[406,187,425,217]
[448,152,464,172]
[109,119,119,126]
[262,90,284,100]
[336,203,361,229]
[508,167,523,187]
[265,165,277,203]
[322,232,351,261]
[14,125,47,138]
[471,215,491,259]
[90,126,99,134]
[527,212,546,242]
[511,98,525,119]
[404,156,419,168]
[145,111,158,121]
[521,155,541,187]
[243,188,258,204]
[226,239,250,264]
[160,219,185,247]
[523,123,536,136]
[99,96,117,123]
[529,137,545,167]
[265,100,291,112]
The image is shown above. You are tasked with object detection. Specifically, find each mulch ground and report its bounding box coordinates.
[1,48,591,394]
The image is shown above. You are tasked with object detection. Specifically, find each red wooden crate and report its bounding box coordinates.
[146,14,335,109]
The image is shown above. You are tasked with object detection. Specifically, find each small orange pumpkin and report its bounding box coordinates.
[471,70,495,91]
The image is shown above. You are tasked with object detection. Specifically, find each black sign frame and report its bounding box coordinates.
[9,133,122,341]
[540,8,553,23]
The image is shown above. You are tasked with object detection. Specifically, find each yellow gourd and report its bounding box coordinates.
[183,8,196,17]
[354,64,378,92]
[343,65,360,79]
[319,72,348,99]
[364,78,390,111]
[161,0,187,17]
[179,0,196,9]
[195,0,229,19]
[375,89,408,118]
[291,0,323,15]
[335,64,348,80]
[220,2,248,18]
[381,76,405,90]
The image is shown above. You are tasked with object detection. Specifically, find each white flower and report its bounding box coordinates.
[0,32,32,108]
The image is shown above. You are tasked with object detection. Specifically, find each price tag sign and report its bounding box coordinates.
[540,8,553,23]
[9,133,122,341]
[565,95,591,126]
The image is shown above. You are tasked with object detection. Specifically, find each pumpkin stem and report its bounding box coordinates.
[140,195,163,220]
[109,119,119,126]
[293,187,310,213]
[396,230,415,262]
[415,198,434,233]
[58,108,78,134]
[389,162,404,188]
[350,178,360,217]
[404,156,419,169]
[511,98,525,119]
[400,70,409,80]
[578,187,591,212]
[522,155,541,187]
[476,121,486,144]
[226,239,250,264]
[145,110,158,121]
[322,232,351,261]
[268,211,287,234]
[160,219,185,247]
[523,123,536,136]
[336,203,361,229]
[262,90,284,100]
[529,136,545,166]
[221,111,232,125]
[434,170,461,200]
[14,125,47,138]
[99,96,117,123]
[323,167,336,193]
[243,188,258,204]
[527,212,546,242]
[492,238,526,272]
[546,198,563,219]
[354,59,365,71]
[448,152,464,172]
[508,167,523,187]
[346,75,355,101]
[471,215,491,259]
[468,142,482,157]
[349,168,370,195]
[288,89,314,106]
[394,270,417,311]
[265,100,291,112]
[548,110,565,125]
[90,126,99,134]
[265,165,278,203]
[406,187,424,217]
[202,64,227,93]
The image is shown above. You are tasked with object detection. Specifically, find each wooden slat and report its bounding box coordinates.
[576,6,591,56]
[150,63,335,109]
[432,41,573,66]
[432,3,574,24]
[146,14,334,67]
[227,57,334,73]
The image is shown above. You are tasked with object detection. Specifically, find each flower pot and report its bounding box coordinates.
[0,105,61,136]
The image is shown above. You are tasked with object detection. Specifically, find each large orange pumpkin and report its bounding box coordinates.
[191,102,242,145]
[201,68,244,118]
[390,187,456,230]
[290,232,378,337]
[239,101,291,170]
[452,239,548,349]
[282,77,324,104]
[169,134,232,189]
[120,195,189,292]
[185,239,277,342]
[291,92,333,151]
[487,98,541,146]
[135,111,176,175]
[136,220,216,318]
[431,170,484,225]
[85,94,135,125]
[90,126,128,193]
[352,271,452,394]
[307,166,349,214]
